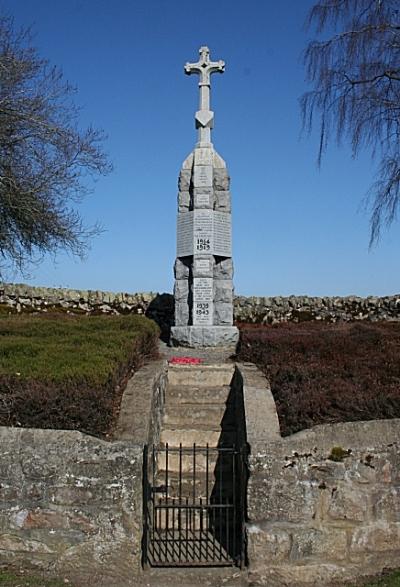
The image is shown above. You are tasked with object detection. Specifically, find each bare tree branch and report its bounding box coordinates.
[0,15,112,278]
[302,0,400,246]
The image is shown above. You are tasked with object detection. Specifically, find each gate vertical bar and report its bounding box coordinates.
[144,444,247,568]
[142,444,149,568]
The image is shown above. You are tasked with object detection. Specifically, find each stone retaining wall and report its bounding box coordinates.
[0,362,168,586]
[1,283,399,325]
[237,364,400,586]
[0,428,143,586]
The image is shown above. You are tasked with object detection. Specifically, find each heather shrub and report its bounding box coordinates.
[237,322,400,436]
[0,313,159,436]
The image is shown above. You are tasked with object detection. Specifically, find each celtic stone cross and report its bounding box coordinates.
[184,46,225,146]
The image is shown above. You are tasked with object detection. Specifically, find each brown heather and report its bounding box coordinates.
[237,321,400,436]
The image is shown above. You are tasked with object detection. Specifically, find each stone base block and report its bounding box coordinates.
[170,326,239,348]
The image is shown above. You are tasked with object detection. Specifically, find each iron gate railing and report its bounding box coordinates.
[142,443,247,567]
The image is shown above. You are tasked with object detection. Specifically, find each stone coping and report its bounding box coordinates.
[236,362,400,454]
[113,359,167,445]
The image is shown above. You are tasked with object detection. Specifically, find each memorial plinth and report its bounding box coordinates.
[170,47,239,348]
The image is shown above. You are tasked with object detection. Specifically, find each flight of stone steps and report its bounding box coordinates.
[153,362,237,531]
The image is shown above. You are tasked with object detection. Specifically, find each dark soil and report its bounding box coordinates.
[236,321,400,436]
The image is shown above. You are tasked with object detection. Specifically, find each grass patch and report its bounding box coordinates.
[355,569,400,586]
[0,313,159,436]
[237,322,400,436]
[0,570,70,586]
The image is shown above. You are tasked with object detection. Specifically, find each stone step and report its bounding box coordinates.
[160,428,225,447]
[166,385,232,405]
[153,472,235,501]
[167,364,235,387]
[163,404,231,430]
[156,450,237,475]
[152,504,235,531]
[160,428,236,447]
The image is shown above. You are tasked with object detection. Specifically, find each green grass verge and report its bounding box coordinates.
[0,313,159,436]
[359,570,400,586]
[0,571,70,586]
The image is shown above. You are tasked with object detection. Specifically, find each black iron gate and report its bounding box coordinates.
[142,444,247,567]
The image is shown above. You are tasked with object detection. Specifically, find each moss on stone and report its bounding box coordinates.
[328,446,351,462]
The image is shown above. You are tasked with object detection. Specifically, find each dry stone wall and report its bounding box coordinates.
[237,364,400,587]
[234,294,400,323]
[1,283,399,324]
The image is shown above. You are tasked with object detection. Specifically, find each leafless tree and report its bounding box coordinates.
[0,15,111,278]
[301,0,400,245]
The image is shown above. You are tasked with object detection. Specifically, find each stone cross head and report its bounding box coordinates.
[184,46,225,87]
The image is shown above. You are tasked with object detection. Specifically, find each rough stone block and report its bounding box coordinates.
[47,486,95,506]
[170,326,238,348]
[173,280,189,302]
[174,301,189,326]
[0,533,55,554]
[247,476,316,523]
[372,487,400,521]
[174,259,190,280]
[350,522,400,553]
[213,168,230,190]
[214,190,231,211]
[214,302,233,325]
[290,527,348,562]
[178,191,190,211]
[170,326,191,346]
[190,327,216,346]
[328,487,368,522]
[214,258,233,279]
[178,169,192,191]
[247,524,291,562]
[214,280,233,304]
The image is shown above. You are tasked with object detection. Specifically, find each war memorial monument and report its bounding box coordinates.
[170,46,239,347]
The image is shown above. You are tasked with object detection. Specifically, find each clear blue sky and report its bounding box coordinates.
[2,0,399,296]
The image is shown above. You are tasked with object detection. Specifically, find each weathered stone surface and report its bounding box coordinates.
[173,279,189,301]
[214,258,233,279]
[214,280,233,303]
[174,258,190,280]
[214,302,233,325]
[178,169,191,191]
[327,486,368,522]
[215,190,231,211]
[178,190,190,211]
[174,300,189,326]
[290,527,348,561]
[170,326,239,347]
[247,524,291,562]
[244,395,400,587]
[350,522,400,553]
[213,168,230,190]
[0,427,143,583]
